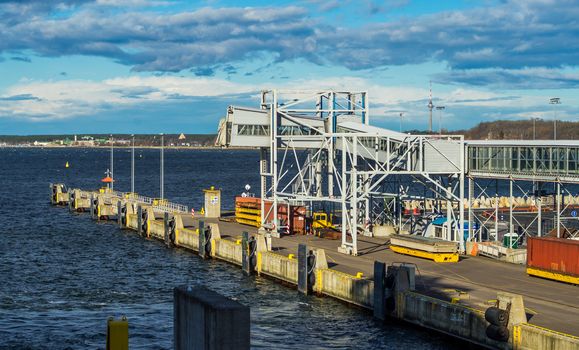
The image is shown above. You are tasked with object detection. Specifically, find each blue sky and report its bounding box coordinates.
[0,0,577,135]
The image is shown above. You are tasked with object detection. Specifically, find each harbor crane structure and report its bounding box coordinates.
[216,90,579,256]
[217,90,466,255]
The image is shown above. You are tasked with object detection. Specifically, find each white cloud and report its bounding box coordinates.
[0,76,256,120]
[2,75,569,126]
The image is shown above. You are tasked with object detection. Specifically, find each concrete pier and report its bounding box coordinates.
[52,188,579,350]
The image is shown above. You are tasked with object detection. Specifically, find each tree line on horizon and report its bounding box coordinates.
[1,119,577,144]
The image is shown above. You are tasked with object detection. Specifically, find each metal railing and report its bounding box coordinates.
[153,200,189,214]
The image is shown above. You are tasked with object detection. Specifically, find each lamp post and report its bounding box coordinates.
[131,134,135,193]
[549,97,561,140]
[160,133,164,200]
[110,134,114,191]
[399,112,404,132]
[532,118,536,140]
[436,106,445,135]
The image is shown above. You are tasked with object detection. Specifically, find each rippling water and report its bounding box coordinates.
[0,147,462,349]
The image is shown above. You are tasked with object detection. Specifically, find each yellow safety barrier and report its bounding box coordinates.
[390,245,459,263]
[106,316,128,350]
[526,267,579,285]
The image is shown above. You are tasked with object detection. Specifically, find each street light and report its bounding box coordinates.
[160,133,164,199]
[549,97,561,140]
[131,134,135,193]
[436,106,445,135]
[110,134,114,191]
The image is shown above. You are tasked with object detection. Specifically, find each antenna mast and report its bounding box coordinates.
[428,81,434,133]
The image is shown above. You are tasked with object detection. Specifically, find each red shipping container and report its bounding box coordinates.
[527,237,579,277]
[263,201,306,235]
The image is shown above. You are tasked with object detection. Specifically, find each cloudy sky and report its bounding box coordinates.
[0,0,577,134]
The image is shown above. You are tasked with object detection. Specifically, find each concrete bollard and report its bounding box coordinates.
[174,285,250,350]
[373,261,386,321]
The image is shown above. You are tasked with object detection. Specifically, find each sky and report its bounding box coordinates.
[0,0,577,135]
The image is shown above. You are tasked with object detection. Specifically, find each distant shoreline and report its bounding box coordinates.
[0,145,258,150]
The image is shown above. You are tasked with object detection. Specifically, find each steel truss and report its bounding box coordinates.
[467,177,579,246]
[258,90,466,256]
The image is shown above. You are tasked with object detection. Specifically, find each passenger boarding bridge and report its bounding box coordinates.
[216,90,578,255]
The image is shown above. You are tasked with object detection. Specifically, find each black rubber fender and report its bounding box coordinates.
[486,324,509,342]
[485,307,508,326]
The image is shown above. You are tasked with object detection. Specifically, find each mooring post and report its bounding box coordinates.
[297,244,309,295]
[90,193,95,219]
[174,285,250,350]
[198,221,206,259]
[241,231,252,275]
[137,205,143,236]
[117,200,123,228]
[373,261,386,321]
[164,212,171,247]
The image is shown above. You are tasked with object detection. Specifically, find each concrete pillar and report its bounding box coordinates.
[174,285,250,350]
[373,261,386,321]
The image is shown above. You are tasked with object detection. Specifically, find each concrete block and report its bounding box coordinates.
[316,269,373,309]
[208,223,221,240]
[213,239,242,266]
[496,292,527,327]
[398,292,501,348]
[258,252,298,284]
[314,249,328,270]
[174,285,250,350]
[518,324,579,350]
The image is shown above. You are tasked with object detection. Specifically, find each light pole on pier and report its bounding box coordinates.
[131,134,135,193]
[549,97,561,140]
[399,112,404,132]
[160,133,164,200]
[110,134,114,191]
[436,106,445,135]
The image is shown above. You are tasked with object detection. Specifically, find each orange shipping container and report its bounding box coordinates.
[527,237,579,277]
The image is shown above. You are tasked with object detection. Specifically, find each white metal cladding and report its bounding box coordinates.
[423,139,462,173]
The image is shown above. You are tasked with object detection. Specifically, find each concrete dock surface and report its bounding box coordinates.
[195,218,579,336]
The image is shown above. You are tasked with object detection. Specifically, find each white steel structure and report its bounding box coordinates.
[217,90,466,256]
